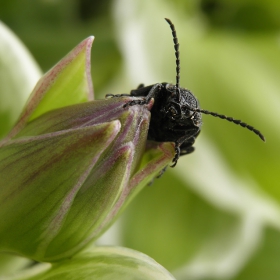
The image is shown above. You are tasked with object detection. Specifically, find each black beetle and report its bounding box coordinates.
[107,18,265,167]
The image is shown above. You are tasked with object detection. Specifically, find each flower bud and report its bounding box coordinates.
[0,37,174,262]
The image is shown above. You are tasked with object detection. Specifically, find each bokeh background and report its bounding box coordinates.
[1,0,280,279]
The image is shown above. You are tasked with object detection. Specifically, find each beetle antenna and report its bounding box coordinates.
[165,18,181,101]
[191,107,265,141]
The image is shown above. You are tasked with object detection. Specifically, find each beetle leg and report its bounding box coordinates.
[171,129,199,167]
[105,93,131,98]
[124,83,162,107]
[156,165,168,178]
[171,145,181,167]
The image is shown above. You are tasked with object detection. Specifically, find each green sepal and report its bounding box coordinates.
[3,36,94,142]
[0,120,120,260]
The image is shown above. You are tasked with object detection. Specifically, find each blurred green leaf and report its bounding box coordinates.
[0,0,122,95]
[122,171,239,271]
[0,21,41,139]
[10,247,176,280]
[1,0,280,279]
[235,227,280,280]
[199,0,280,31]
[111,0,280,279]
[0,254,31,276]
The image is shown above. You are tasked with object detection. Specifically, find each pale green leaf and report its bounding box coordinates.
[12,247,176,280]
[0,21,41,139]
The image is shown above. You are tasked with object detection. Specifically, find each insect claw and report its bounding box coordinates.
[170,161,177,168]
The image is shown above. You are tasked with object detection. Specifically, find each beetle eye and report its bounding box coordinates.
[181,104,194,118]
[165,84,171,90]
[185,109,194,118]
[165,84,175,93]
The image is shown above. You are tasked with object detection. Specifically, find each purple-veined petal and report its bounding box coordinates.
[0,120,120,260]
[2,36,94,144]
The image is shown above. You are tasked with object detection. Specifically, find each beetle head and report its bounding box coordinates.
[163,84,202,128]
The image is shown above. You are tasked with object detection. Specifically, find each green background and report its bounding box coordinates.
[1,0,280,279]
